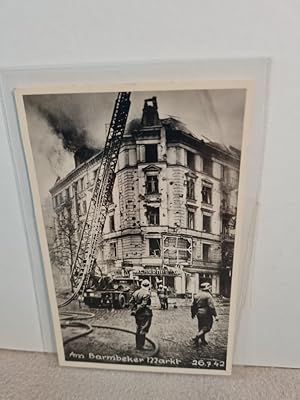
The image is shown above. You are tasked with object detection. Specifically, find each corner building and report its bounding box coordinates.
[50,97,240,297]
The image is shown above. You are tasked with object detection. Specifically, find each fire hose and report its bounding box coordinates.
[60,311,160,357]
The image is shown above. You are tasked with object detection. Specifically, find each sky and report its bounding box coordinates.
[24,89,246,203]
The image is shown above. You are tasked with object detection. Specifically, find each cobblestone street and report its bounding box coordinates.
[62,294,229,370]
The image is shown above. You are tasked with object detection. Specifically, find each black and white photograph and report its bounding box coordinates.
[16,83,251,375]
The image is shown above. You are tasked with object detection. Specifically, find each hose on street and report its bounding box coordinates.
[60,310,160,357]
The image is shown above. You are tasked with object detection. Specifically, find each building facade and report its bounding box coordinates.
[50,98,240,297]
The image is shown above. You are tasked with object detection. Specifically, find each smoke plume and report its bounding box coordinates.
[38,106,94,153]
[25,94,104,156]
[36,105,98,153]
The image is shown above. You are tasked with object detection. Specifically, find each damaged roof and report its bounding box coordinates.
[126,115,240,160]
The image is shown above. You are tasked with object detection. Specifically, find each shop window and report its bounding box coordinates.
[149,238,161,256]
[145,144,158,163]
[187,210,195,229]
[147,207,160,225]
[203,214,211,233]
[187,179,195,200]
[199,274,212,286]
[146,175,159,194]
[187,151,195,170]
[164,276,175,290]
[203,244,211,261]
[202,185,212,204]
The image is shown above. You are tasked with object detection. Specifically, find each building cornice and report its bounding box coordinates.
[49,122,240,195]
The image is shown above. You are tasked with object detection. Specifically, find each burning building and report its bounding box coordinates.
[50,97,239,297]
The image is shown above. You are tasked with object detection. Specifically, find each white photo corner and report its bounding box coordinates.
[1,59,269,375]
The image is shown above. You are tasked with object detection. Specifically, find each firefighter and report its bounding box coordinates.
[157,284,168,310]
[129,279,153,350]
[98,273,114,290]
[191,282,219,345]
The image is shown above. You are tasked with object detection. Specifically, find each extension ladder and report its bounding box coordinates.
[58,92,131,307]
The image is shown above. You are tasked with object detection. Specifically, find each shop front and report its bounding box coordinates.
[133,266,180,295]
[132,266,220,296]
[199,272,220,294]
[177,269,220,296]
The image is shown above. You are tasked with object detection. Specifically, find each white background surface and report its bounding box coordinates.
[0,1,299,369]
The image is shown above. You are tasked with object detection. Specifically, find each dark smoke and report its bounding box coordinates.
[37,105,97,153]
[126,118,141,135]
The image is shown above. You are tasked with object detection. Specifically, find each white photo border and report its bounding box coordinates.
[14,79,255,376]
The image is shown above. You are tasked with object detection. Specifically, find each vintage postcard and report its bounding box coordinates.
[15,81,253,375]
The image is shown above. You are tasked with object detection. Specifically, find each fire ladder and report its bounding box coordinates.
[58,92,131,308]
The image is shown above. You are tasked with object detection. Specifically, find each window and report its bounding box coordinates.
[65,187,70,200]
[147,207,160,225]
[89,170,97,187]
[187,179,195,200]
[149,238,161,256]
[187,210,195,229]
[145,144,158,163]
[67,208,72,222]
[93,170,97,182]
[110,242,117,258]
[203,215,211,233]
[109,215,115,232]
[221,165,228,181]
[58,192,63,204]
[203,158,212,175]
[77,177,84,192]
[222,217,229,235]
[73,181,78,193]
[107,190,113,204]
[146,175,159,194]
[203,244,211,261]
[82,200,87,215]
[201,185,212,204]
[199,273,212,287]
[187,151,195,169]
[80,177,85,191]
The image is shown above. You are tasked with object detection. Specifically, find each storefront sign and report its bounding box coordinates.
[134,268,181,276]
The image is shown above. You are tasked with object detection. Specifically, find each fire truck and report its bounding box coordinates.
[83,275,140,309]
